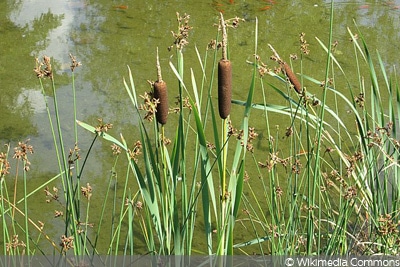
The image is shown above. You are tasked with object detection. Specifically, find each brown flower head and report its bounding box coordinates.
[33,56,53,79]
[94,118,113,134]
[60,235,74,252]
[0,151,11,178]
[69,53,82,72]
[299,32,310,55]
[13,139,34,172]
[81,183,92,200]
[170,12,192,51]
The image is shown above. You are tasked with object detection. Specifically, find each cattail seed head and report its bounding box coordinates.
[218,59,232,119]
[154,80,168,125]
[282,62,302,94]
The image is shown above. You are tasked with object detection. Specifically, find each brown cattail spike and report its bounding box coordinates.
[218,59,232,119]
[282,62,302,94]
[154,47,168,125]
[154,80,168,125]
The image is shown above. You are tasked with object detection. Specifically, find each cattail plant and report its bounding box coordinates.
[153,48,168,125]
[218,13,232,119]
[217,12,232,258]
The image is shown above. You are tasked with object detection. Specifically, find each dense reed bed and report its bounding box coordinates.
[1,2,400,261]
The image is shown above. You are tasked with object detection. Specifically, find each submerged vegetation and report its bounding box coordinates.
[1,2,400,260]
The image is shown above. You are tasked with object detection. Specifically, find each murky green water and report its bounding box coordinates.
[1,0,400,254]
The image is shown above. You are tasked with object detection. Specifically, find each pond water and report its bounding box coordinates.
[1,0,400,254]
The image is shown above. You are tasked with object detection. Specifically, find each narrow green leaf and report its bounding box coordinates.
[233,236,271,248]
[76,120,126,149]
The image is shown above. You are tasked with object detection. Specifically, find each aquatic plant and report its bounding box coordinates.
[1,1,400,260]
[232,2,400,255]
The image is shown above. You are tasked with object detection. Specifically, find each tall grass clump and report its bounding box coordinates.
[232,1,400,255]
[1,50,136,264]
[31,54,113,257]
[78,11,253,259]
[1,52,90,261]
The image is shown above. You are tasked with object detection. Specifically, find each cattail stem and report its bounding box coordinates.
[220,13,228,60]
[218,13,232,120]
[156,47,162,81]
[219,118,229,256]
[282,62,302,94]
[268,43,282,63]
[218,12,231,257]
[154,48,168,125]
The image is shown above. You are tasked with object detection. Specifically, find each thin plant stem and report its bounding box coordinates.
[38,78,66,194]
[23,165,30,255]
[112,159,132,255]
[71,70,79,174]
[93,154,119,255]
[77,135,98,180]
[219,118,228,255]
[50,77,68,174]
[49,69,81,254]
[12,160,18,220]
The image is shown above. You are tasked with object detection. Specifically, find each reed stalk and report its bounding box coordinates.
[23,163,30,255]
[70,53,80,175]
[217,13,231,256]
